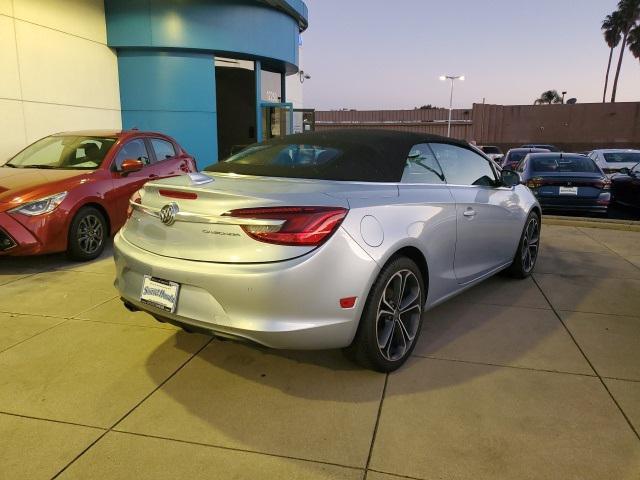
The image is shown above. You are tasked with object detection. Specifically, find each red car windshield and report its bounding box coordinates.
[6,136,117,170]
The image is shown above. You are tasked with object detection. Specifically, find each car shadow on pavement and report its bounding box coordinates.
[1,253,68,276]
[131,273,586,470]
[0,240,114,280]
[141,271,577,404]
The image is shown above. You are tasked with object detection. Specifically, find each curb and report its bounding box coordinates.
[543,215,640,232]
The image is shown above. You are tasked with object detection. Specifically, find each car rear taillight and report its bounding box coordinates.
[224,206,348,246]
[127,190,142,219]
[526,177,543,189]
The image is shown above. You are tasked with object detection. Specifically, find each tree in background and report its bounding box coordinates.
[534,90,562,105]
[629,23,640,61]
[610,0,640,102]
[601,11,623,103]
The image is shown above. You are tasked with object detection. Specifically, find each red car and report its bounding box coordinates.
[0,130,197,260]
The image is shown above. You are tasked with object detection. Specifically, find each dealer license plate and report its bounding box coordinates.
[140,276,180,313]
[559,186,578,195]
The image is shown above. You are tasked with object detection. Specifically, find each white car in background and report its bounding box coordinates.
[588,149,640,175]
[479,146,504,163]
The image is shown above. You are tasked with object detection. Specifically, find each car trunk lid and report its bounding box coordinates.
[121,173,395,263]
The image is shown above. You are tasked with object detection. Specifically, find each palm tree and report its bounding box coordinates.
[601,11,623,103]
[629,23,640,60]
[534,90,562,105]
[610,0,640,102]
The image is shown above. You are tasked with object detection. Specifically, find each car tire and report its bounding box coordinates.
[506,211,540,278]
[345,256,426,373]
[67,206,107,261]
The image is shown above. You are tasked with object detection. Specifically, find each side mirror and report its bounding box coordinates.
[120,159,143,176]
[618,167,630,175]
[501,169,522,187]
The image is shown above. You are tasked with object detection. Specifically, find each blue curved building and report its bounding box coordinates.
[105,0,308,167]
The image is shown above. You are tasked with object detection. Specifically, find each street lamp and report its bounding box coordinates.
[439,75,465,137]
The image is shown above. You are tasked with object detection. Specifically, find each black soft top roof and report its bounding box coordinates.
[208,129,472,182]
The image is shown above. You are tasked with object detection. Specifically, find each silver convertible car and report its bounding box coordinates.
[114,130,540,372]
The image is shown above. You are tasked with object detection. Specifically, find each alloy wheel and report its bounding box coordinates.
[521,216,540,273]
[77,214,104,255]
[375,269,422,361]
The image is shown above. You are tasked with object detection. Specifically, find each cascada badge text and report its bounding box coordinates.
[202,229,241,237]
[159,203,179,226]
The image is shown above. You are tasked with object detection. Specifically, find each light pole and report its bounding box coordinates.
[439,75,464,137]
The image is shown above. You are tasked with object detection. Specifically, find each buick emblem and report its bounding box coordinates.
[159,203,179,226]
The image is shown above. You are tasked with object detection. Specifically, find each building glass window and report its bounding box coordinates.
[261,69,283,102]
[215,57,257,159]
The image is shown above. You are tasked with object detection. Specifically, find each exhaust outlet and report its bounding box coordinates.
[121,299,139,312]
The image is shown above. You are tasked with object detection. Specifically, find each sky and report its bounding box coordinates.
[300,0,640,110]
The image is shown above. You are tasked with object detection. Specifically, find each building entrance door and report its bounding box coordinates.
[261,103,293,141]
[215,57,257,160]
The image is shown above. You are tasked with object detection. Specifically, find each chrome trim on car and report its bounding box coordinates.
[129,200,285,227]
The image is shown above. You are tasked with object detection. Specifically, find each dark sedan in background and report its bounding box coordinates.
[514,152,611,214]
[521,143,561,152]
[502,147,549,170]
[611,162,640,209]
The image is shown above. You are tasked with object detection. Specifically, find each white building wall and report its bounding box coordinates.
[0,0,121,162]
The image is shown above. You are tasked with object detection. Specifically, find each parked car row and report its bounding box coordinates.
[5,128,543,373]
[479,144,640,215]
[1,128,636,371]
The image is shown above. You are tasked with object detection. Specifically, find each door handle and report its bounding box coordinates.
[463,208,476,218]
[148,174,158,179]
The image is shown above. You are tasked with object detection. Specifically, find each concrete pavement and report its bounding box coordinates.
[0,225,639,479]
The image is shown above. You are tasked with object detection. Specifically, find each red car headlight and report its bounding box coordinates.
[9,192,67,216]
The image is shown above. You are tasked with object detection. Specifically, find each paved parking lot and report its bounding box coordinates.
[1,224,639,479]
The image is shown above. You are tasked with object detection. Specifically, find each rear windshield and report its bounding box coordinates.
[531,156,600,173]
[481,146,501,154]
[524,144,559,152]
[207,140,405,182]
[603,152,640,164]
[506,151,528,163]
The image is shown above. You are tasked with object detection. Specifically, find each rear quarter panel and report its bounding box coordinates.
[340,183,538,308]
[340,184,459,307]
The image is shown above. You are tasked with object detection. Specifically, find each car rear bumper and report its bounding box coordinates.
[537,194,610,213]
[113,229,380,350]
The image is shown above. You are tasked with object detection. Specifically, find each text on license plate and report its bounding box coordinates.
[140,276,180,313]
[559,186,578,195]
